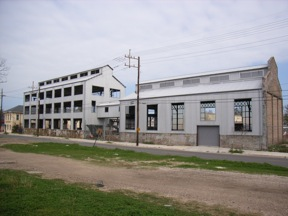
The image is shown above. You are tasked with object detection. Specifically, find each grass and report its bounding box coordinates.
[0,169,255,216]
[2,142,288,176]
[268,143,288,153]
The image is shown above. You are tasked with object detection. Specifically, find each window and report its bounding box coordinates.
[46,80,52,85]
[54,89,61,98]
[147,105,158,130]
[16,114,19,121]
[92,86,104,96]
[62,76,68,81]
[46,90,52,99]
[74,100,83,112]
[71,74,77,79]
[80,72,88,77]
[200,101,216,121]
[64,102,71,113]
[171,103,184,130]
[54,103,61,113]
[110,88,120,98]
[39,92,44,100]
[183,78,200,85]
[210,75,229,83]
[234,99,252,132]
[91,69,99,75]
[64,87,72,96]
[91,101,96,113]
[160,81,174,88]
[105,107,109,112]
[45,104,52,114]
[25,95,30,102]
[74,85,83,95]
[24,106,29,115]
[125,106,135,130]
[31,105,37,114]
[54,79,59,83]
[54,119,61,129]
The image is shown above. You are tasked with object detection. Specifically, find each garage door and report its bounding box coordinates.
[197,126,220,147]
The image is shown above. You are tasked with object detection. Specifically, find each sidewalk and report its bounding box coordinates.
[2,133,288,159]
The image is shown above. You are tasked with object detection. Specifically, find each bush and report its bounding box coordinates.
[12,125,23,134]
[268,144,288,153]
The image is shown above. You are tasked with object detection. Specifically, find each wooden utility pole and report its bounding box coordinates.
[125,50,140,146]
[0,89,4,132]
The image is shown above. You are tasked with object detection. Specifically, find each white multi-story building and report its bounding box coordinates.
[23,65,125,137]
[119,57,283,150]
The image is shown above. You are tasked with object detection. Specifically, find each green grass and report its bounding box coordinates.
[0,169,253,216]
[2,142,288,176]
[268,144,288,153]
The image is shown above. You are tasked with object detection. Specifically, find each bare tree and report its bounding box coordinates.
[0,58,9,83]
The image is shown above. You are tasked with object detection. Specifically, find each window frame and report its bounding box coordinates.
[171,103,184,131]
[200,101,216,121]
[147,104,158,130]
[234,99,252,132]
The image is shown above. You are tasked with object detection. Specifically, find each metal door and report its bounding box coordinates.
[197,126,220,147]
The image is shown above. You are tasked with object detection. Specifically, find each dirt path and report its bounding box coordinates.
[1,147,288,216]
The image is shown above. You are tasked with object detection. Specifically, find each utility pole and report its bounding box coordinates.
[125,49,140,146]
[29,82,40,136]
[0,89,5,132]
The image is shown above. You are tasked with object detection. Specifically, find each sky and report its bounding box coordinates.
[0,0,288,110]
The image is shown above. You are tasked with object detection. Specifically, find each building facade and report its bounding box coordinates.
[4,105,23,133]
[23,65,125,137]
[119,57,283,150]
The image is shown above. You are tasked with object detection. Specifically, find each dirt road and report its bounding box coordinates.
[0,138,288,216]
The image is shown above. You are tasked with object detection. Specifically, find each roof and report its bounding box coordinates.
[141,64,268,85]
[5,105,23,113]
[121,79,262,101]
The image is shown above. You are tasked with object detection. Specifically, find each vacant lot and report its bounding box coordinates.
[0,136,288,216]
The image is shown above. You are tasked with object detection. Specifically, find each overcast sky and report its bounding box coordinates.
[1,0,288,110]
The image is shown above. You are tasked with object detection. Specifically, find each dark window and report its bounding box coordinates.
[125,106,135,130]
[105,107,109,112]
[39,82,44,86]
[234,99,252,132]
[147,105,158,130]
[31,93,37,101]
[54,119,61,129]
[54,79,59,83]
[54,89,61,98]
[25,94,30,102]
[92,86,104,96]
[74,85,83,95]
[64,87,72,96]
[24,106,29,115]
[200,101,216,121]
[45,104,52,114]
[171,103,184,131]
[46,90,52,99]
[39,105,44,114]
[80,72,88,77]
[39,92,44,100]
[64,102,71,113]
[110,88,120,98]
[71,74,77,79]
[91,69,99,75]
[54,103,61,113]
[74,100,83,112]
[91,101,96,113]
[24,120,29,128]
[46,80,52,85]
[63,119,70,129]
[62,77,68,81]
